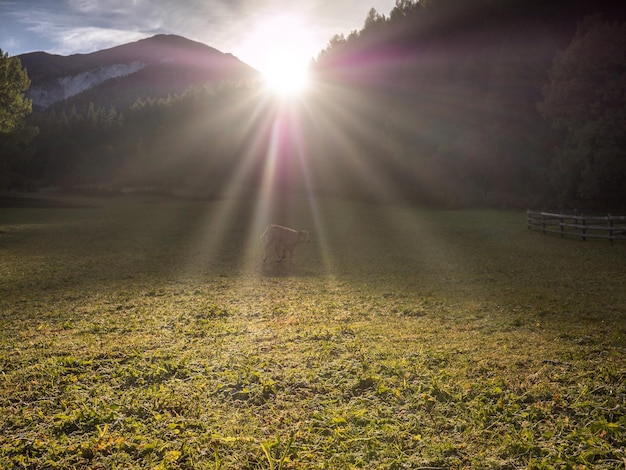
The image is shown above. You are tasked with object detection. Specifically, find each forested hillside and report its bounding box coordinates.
[4,0,625,210]
[310,0,626,209]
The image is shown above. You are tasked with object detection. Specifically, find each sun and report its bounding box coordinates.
[238,14,316,97]
[261,47,310,96]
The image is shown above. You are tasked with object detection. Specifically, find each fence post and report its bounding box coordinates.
[581,214,586,241]
[608,215,613,243]
[559,214,564,238]
[541,212,546,235]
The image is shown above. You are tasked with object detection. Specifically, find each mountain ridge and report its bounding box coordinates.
[19,34,259,110]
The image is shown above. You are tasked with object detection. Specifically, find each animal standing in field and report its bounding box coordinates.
[261,224,311,263]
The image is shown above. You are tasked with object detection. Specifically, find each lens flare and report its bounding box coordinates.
[238,14,316,98]
[261,46,310,96]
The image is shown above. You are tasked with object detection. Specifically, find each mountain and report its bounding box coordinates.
[18,34,260,110]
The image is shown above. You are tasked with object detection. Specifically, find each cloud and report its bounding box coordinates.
[0,35,21,53]
[1,0,398,60]
[66,0,144,15]
[56,27,149,54]
[3,0,164,54]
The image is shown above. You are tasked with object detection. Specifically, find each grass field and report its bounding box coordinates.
[1,192,625,469]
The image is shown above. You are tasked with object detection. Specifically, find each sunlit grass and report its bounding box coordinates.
[1,193,624,468]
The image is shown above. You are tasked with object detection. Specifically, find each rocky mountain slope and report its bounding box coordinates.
[18,34,259,110]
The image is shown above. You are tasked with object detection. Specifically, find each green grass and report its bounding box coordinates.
[1,192,625,469]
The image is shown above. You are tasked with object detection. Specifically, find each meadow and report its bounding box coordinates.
[0,192,624,469]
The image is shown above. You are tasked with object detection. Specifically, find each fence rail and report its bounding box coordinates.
[527,210,626,242]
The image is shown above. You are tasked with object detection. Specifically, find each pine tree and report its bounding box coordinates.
[0,49,32,133]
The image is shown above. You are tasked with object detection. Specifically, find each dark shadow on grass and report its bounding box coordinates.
[0,194,96,209]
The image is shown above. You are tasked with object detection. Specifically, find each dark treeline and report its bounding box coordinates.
[310,0,626,209]
[6,0,626,210]
[24,82,268,196]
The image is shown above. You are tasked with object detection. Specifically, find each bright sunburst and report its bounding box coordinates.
[239,14,315,97]
[261,47,310,96]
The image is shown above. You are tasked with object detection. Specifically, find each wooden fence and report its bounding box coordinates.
[527,211,626,242]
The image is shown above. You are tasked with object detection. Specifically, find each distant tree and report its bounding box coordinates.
[363,8,386,31]
[0,49,31,133]
[316,33,347,63]
[390,0,421,21]
[539,16,626,209]
[0,49,36,189]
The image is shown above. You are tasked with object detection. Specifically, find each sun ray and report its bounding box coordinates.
[288,103,336,277]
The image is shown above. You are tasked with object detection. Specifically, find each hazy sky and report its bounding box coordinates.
[0,0,397,69]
